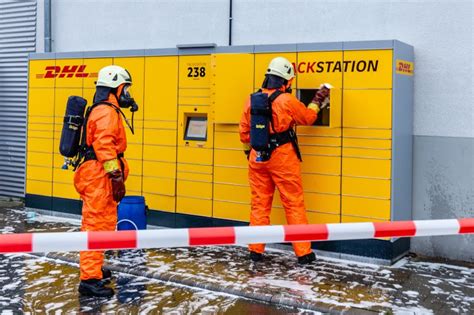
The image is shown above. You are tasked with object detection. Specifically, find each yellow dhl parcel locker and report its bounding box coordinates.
[26,50,145,214]
[26,40,413,261]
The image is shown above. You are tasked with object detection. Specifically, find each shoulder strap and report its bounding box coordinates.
[269,90,283,104]
[268,90,284,133]
[79,102,114,148]
[87,101,134,134]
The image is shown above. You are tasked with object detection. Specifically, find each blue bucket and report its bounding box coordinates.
[117,196,147,230]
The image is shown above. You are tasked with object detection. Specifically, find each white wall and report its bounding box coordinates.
[51,0,229,51]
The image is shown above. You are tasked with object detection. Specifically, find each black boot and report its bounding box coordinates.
[250,251,263,262]
[78,279,114,298]
[102,268,112,279]
[297,252,316,265]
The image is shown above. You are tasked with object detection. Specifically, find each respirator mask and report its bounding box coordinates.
[119,85,139,112]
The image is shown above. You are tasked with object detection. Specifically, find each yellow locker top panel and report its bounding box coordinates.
[343,90,392,129]
[54,59,84,89]
[296,51,343,89]
[29,59,55,88]
[343,50,393,89]
[211,53,254,124]
[179,55,211,89]
[144,56,178,122]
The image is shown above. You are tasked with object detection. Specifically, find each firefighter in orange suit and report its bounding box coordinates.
[239,57,331,264]
[74,65,138,297]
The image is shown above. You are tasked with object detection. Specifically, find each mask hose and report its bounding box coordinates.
[116,107,134,135]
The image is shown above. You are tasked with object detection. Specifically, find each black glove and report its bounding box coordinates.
[244,149,251,160]
[311,86,331,110]
[108,169,126,202]
[242,143,251,160]
[311,88,328,104]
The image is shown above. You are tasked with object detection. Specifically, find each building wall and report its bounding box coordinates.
[412,136,473,261]
[50,0,229,51]
[37,0,472,260]
[0,0,38,197]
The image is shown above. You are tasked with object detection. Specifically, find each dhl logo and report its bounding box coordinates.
[395,59,414,76]
[36,65,98,79]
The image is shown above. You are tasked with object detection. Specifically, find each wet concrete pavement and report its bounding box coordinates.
[1,253,300,314]
[0,203,473,314]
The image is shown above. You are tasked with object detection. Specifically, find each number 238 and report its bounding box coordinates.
[187,67,206,78]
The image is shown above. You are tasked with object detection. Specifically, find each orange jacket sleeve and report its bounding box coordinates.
[239,96,251,144]
[87,106,120,163]
[286,94,318,125]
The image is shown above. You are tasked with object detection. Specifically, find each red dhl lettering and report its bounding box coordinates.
[395,59,414,75]
[36,65,98,79]
[291,60,379,74]
[397,62,412,72]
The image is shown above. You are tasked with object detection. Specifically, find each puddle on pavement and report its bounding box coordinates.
[0,253,312,314]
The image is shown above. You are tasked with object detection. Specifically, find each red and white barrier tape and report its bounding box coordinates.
[0,218,472,254]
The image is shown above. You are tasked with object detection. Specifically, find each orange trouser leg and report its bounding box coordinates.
[76,165,117,281]
[270,146,312,257]
[248,158,275,254]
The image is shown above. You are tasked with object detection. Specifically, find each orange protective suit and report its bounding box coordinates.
[74,92,129,281]
[239,88,317,257]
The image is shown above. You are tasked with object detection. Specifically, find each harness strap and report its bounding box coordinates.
[263,90,302,161]
[73,101,128,171]
[83,148,124,162]
[250,108,272,116]
[268,128,302,162]
[63,115,84,127]
[268,90,283,134]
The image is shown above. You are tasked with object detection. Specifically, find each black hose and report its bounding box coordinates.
[229,0,233,46]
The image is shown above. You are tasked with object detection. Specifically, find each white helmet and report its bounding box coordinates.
[96,65,132,88]
[266,57,295,80]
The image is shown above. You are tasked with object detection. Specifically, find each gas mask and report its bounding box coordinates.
[119,85,139,112]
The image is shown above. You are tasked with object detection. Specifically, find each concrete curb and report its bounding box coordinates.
[30,252,377,315]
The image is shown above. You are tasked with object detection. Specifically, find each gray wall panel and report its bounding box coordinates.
[412,136,474,261]
[342,40,393,50]
[297,42,342,52]
[391,41,414,222]
[145,48,179,56]
[0,0,36,198]
[214,45,254,54]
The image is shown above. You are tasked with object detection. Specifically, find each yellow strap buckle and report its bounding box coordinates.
[103,159,119,173]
